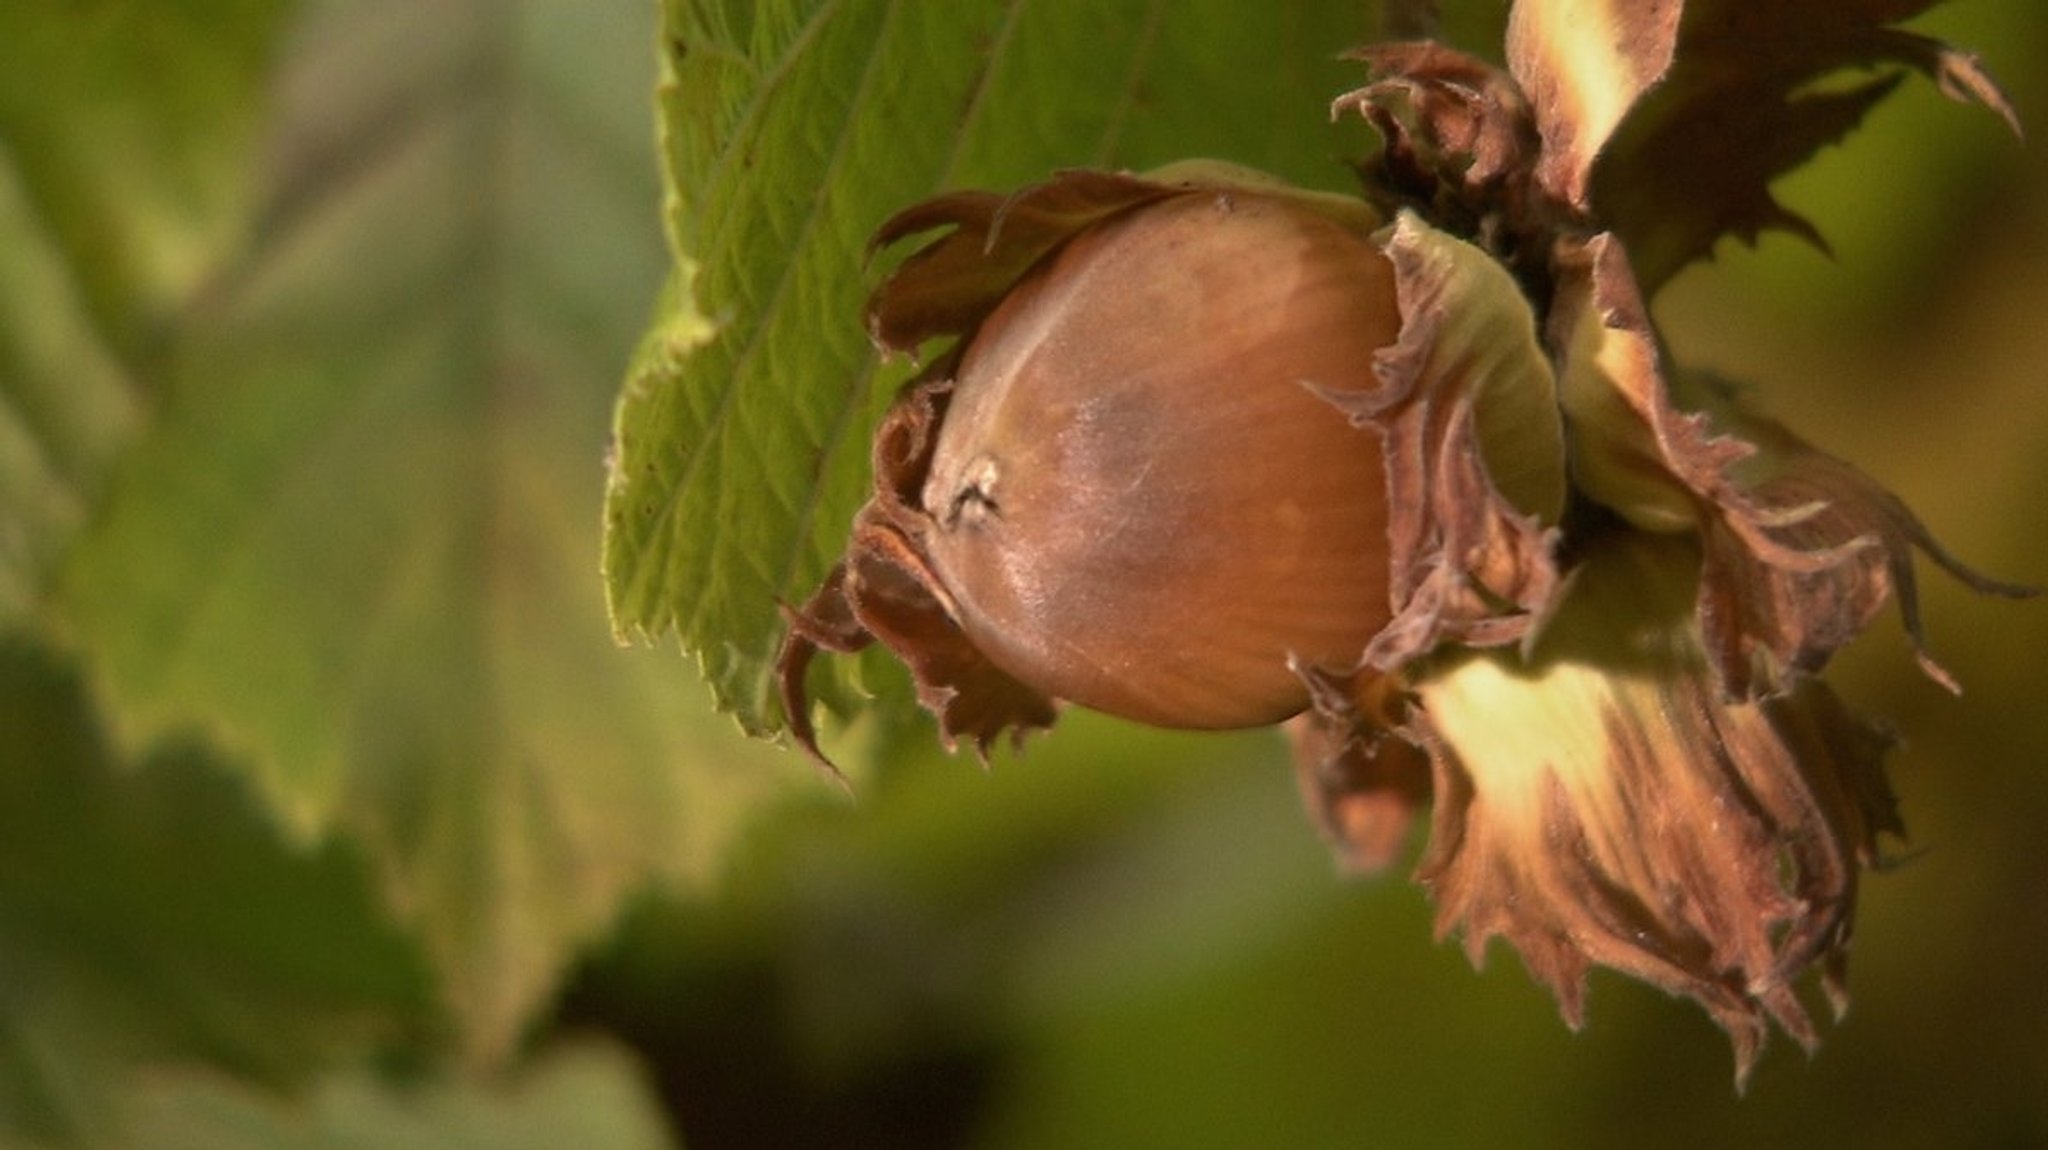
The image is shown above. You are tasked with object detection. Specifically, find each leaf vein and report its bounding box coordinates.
[1091,0,1168,166]
[671,0,905,645]
[694,0,851,257]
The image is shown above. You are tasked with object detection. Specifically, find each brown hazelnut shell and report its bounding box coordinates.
[918,190,1401,727]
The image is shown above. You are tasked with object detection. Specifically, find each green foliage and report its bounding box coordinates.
[0,648,689,1137]
[0,125,142,623]
[119,1044,676,1150]
[603,0,1388,736]
[0,635,429,1147]
[0,0,289,338]
[2,0,787,1141]
[50,0,792,1066]
[0,0,282,625]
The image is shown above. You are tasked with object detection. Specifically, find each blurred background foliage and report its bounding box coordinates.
[1,1,2044,1149]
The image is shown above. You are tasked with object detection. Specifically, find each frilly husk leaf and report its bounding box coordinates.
[867,164,1380,355]
[1332,43,1545,246]
[1505,0,1682,210]
[1305,211,1567,672]
[776,371,1056,778]
[1408,531,1903,1088]
[1549,234,2034,697]
[1286,211,1574,874]
[865,172,1177,355]
[1345,2,2017,293]
[1287,666,1432,874]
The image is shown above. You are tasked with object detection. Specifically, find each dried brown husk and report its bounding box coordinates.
[1546,232,2037,698]
[778,370,1058,778]
[1342,2,2018,292]
[1308,212,1567,673]
[1307,7,2031,1073]
[1403,531,1903,1088]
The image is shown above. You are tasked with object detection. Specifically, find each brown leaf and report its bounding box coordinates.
[1583,1,2021,292]
[1286,666,1431,873]
[865,172,1179,355]
[865,162,1391,358]
[776,561,870,783]
[1505,0,1682,209]
[1549,234,2037,698]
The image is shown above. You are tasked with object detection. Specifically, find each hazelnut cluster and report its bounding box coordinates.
[777,2,2031,1080]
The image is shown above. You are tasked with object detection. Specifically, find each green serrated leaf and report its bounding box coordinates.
[55,0,798,1065]
[0,634,430,1149]
[121,1042,676,1150]
[604,0,1380,738]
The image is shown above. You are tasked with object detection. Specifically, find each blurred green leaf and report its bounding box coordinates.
[0,1,289,622]
[0,635,429,1149]
[56,0,796,1063]
[603,0,1381,736]
[0,0,289,338]
[121,1042,676,1150]
[0,159,141,622]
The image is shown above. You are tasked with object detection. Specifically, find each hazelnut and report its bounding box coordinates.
[914,190,1401,728]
